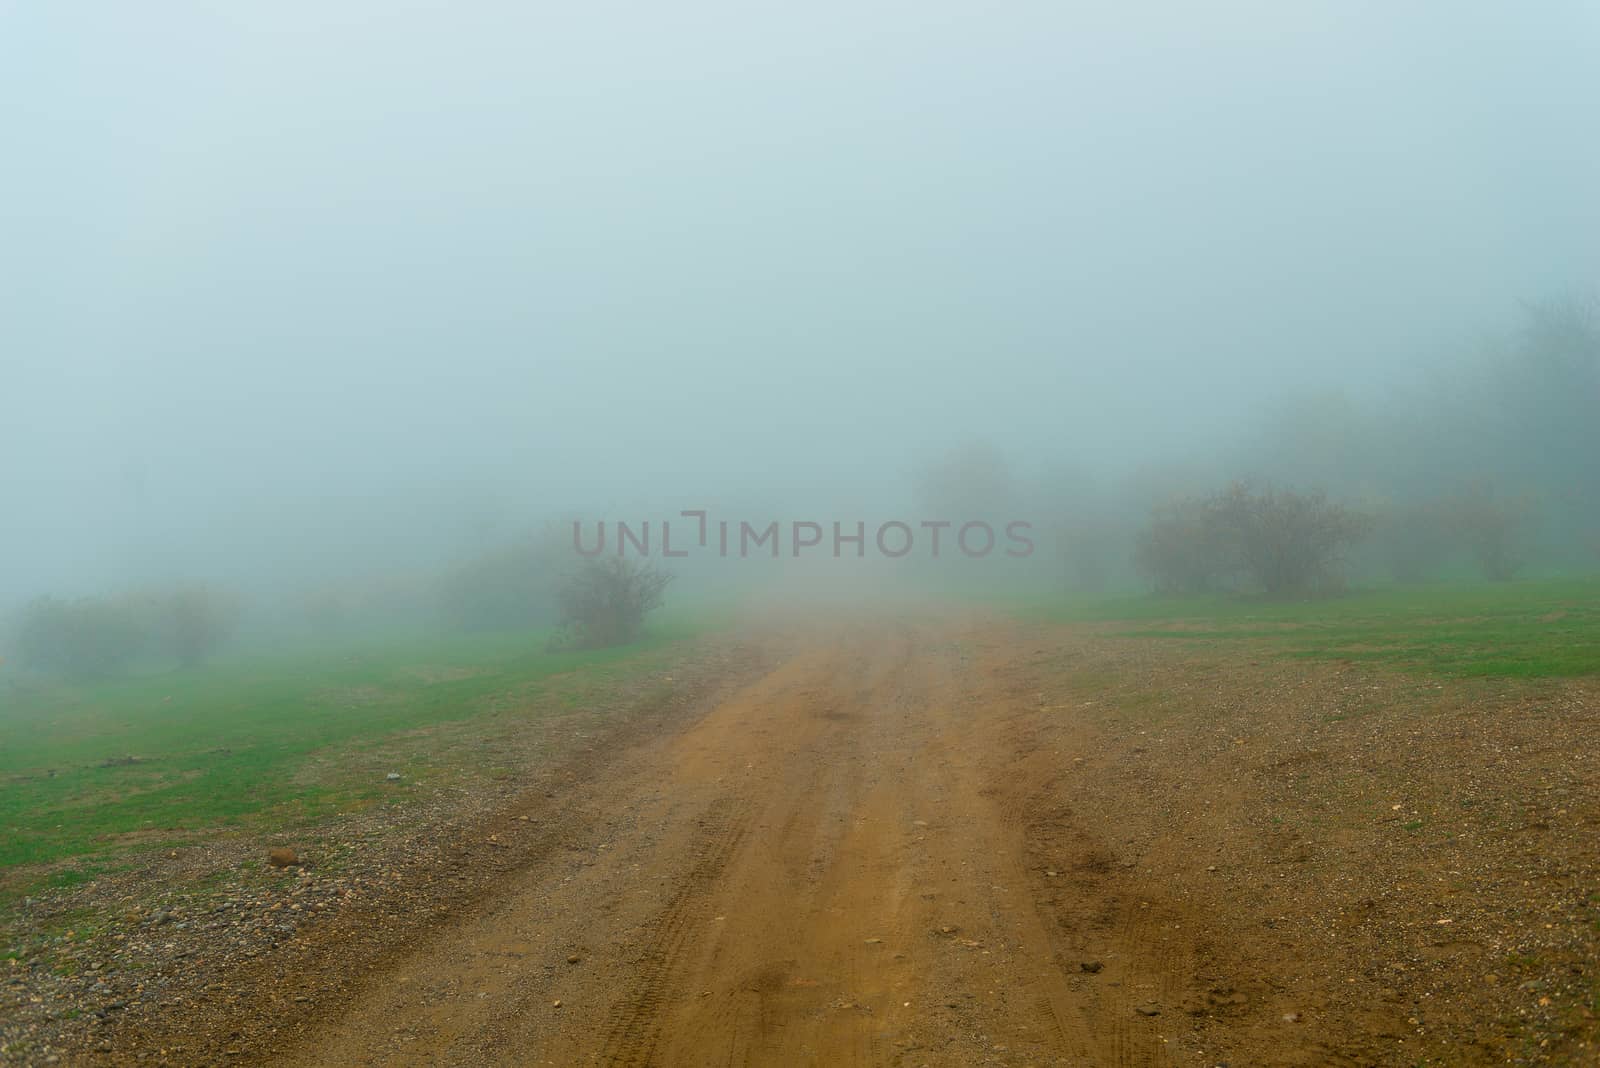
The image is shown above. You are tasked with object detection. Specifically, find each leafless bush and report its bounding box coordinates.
[1227,485,1371,596]
[1137,483,1369,597]
[554,557,672,649]
[1135,494,1239,595]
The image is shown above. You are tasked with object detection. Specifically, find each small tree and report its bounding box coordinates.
[555,557,672,649]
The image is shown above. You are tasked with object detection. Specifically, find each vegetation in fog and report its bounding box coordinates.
[3,2,1598,652]
[10,588,240,681]
[555,557,673,649]
[13,597,147,681]
[1136,484,1369,598]
[436,526,567,632]
[165,587,241,667]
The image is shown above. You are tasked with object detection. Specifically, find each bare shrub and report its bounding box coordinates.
[1226,485,1371,596]
[554,557,672,649]
[1137,483,1369,597]
[1135,495,1238,595]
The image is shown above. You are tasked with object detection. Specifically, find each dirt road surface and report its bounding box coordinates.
[90,614,1600,1066]
[274,617,1212,1066]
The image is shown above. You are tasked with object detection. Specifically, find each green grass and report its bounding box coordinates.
[0,623,701,881]
[1026,578,1600,678]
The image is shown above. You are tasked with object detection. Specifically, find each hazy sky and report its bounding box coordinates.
[4,1,1598,599]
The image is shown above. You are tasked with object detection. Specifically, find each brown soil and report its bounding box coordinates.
[15,614,1600,1065]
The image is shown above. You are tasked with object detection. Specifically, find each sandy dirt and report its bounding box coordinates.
[267,615,1206,1067]
[50,613,1600,1066]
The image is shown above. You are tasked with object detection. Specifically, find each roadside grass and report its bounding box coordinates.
[0,623,702,888]
[1025,578,1600,678]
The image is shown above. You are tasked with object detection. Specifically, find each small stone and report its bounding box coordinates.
[567,954,581,964]
[1135,1002,1161,1016]
[552,999,563,1008]
[386,772,402,782]
[268,847,299,868]
[1079,960,1103,974]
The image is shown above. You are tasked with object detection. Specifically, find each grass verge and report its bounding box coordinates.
[1025,578,1600,677]
[0,623,701,886]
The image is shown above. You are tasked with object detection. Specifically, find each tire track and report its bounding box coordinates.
[595,795,757,1066]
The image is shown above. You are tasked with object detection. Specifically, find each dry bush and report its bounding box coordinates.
[1137,483,1369,597]
[554,557,672,649]
[1135,494,1239,595]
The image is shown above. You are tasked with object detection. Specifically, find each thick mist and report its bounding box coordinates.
[4,3,1598,643]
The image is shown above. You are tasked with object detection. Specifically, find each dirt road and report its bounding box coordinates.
[263,617,1210,1066]
[97,614,1597,1066]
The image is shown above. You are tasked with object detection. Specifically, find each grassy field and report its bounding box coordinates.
[0,624,700,890]
[1031,577,1600,678]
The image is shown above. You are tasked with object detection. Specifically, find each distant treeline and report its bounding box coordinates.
[10,588,240,681]
[3,526,670,682]
[1035,299,1600,597]
[6,301,1597,676]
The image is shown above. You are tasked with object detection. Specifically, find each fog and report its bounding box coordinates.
[4,3,1598,633]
